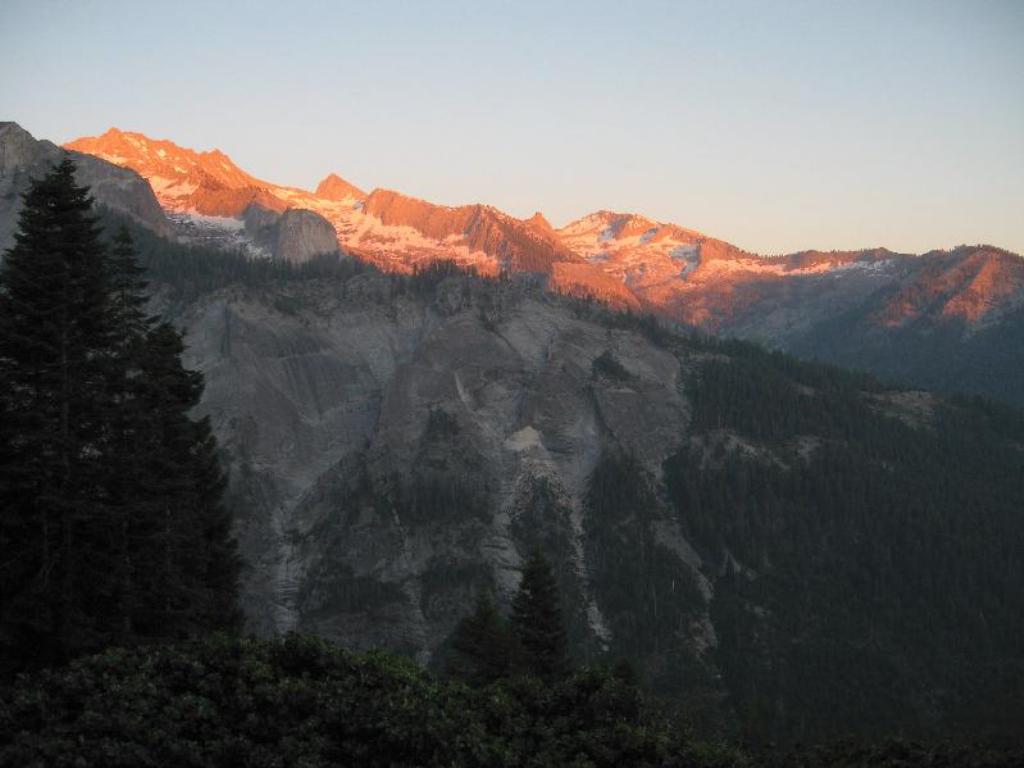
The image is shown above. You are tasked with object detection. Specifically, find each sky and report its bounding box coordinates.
[2,0,1022,255]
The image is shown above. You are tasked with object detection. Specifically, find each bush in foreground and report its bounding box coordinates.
[0,634,690,768]
[1,634,1017,768]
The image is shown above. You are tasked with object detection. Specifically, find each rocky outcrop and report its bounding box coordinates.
[275,208,341,263]
[1,122,170,252]
[241,202,281,243]
[242,204,341,264]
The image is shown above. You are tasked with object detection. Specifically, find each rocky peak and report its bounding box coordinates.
[64,128,267,215]
[361,189,486,241]
[526,211,554,233]
[315,173,365,201]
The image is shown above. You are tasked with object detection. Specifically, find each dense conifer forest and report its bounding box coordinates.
[663,347,1024,744]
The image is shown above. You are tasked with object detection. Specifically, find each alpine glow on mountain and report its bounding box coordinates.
[66,127,1024,333]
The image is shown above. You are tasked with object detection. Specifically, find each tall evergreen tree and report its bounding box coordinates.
[102,226,156,641]
[0,157,116,670]
[131,322,240,637]
[0,158,240,676]
[449,591,512,685]
[510,549,569,680]
[106,225,154,357]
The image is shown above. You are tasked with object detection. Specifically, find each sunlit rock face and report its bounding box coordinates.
[66,127,283,217]
[66,128,584,276]
[64,127,1023,347]
[0,121,171,252]
[64,127,340,263]
[314,172,365,202]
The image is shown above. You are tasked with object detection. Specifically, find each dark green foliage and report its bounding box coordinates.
[756,739,1024,768]
[687,347,881,441]
[583,452,717,722]
[0,160,239,676]
[0,635,694,768]
[129,323,240,637]
[107,225,154,352]
[394,473,490,524]
[3,634,1020,767]
[568,301,679,348]
[472,666,677,767]
[0,634,479,768]
[508,477,595,657]
[664,345,1024,745]
[408,259,477,296]
[449,592,512,685]
[0,157,119,670]
[585,453,704,659]
[511,549,570,680]
[102,226,158,645]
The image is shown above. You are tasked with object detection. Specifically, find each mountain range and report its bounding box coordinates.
[57,124,1024,406]
[4,120,1022,404]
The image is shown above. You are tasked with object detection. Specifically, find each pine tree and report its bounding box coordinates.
[106,225,154,357]
[510,549,569,680]
[0,156,117,670]
[449,591,511,685]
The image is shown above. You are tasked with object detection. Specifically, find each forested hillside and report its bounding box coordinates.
[665,345,1024,743]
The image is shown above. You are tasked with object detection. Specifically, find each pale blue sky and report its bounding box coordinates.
[2,0,1022,254]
